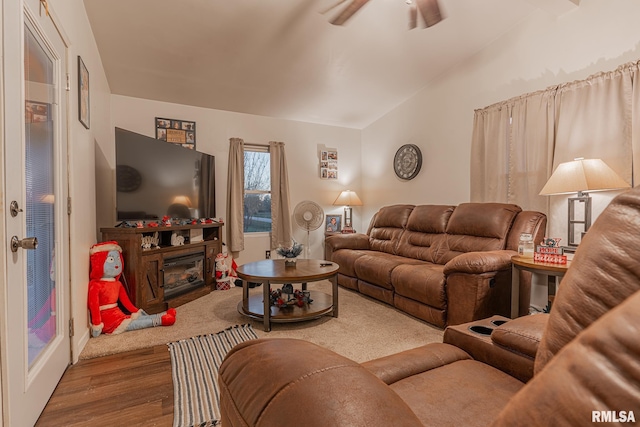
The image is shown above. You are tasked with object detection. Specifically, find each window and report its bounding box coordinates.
[244,148,271,232]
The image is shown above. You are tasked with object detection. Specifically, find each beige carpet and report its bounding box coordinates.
[79,281,444,363]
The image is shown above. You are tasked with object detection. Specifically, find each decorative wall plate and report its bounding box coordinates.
[393,144,422,180]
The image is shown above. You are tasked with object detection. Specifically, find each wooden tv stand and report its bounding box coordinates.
[101,223,222,314]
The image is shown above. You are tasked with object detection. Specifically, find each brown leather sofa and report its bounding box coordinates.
[219,188,640,426]
[325,203,546,326]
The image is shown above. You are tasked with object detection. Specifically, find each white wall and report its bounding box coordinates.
[108,95,362,264]
[48,0,113,362]
[362,0,640,235]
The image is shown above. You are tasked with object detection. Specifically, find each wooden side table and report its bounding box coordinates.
[511,255,571,318]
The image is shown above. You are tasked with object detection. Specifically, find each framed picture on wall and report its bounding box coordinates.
[320,149,338,179]
[325,214,342,232]
[155,117,196,149]
[78,56,90,129]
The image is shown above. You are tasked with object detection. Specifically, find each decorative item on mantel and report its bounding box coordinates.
[170,232,185,246]
[141,232,159,250]
[534,237,567,264]
[115,217,224,229]
[276,241,303,266]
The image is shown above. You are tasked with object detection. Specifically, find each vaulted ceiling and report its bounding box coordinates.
[84,0,579,129]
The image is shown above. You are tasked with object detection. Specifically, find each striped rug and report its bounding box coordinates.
[168,324,258,427]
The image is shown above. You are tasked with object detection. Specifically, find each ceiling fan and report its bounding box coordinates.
[323,0,444,29]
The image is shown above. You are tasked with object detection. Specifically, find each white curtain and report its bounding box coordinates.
[509,89,556,213]
[226,138,245,252]
[553,67,633,182]
[471,59,638,214]
[269,141,293,249]
[470,103,510,203]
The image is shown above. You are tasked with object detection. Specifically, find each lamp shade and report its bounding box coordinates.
[333,190,363,206]
[171,195,192,207]
[539,158,630,195]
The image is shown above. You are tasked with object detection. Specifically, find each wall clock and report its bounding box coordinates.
[116,165,142,192]
[393,144,422,180]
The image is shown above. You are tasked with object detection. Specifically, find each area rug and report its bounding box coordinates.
[81,282,443,363]
[168,324,258,427]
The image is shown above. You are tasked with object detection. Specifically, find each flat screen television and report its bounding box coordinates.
[115,127,215,221]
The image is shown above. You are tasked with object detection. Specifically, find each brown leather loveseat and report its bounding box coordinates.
[325,203,546,326]
[218,188,640,426]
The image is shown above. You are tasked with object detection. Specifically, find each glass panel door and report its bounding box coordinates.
[25,25,57,367]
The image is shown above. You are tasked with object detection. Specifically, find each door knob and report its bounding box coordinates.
[10,236,38,253]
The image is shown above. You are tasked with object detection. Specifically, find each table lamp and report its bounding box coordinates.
[539,158,630,246]
[333,190,363,233]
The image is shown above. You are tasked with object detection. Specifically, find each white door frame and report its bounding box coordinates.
[0,0,72,424]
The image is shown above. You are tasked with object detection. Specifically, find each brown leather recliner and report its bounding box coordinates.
[219,189,640,426]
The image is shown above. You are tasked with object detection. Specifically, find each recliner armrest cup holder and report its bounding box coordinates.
[491,319,508,327]
[468,325,494,336]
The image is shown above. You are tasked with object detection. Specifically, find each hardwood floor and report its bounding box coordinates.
[36,345,174,426]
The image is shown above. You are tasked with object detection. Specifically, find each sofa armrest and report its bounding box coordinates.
[443,250,517,275]
[325,232,370,260]
[491,313,548,359]
[362,343,472,385]
[219,338,423,427]
[326,232,370,251]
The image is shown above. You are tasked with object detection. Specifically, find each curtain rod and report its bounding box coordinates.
[244,142,269,149]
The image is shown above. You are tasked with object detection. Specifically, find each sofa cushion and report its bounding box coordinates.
[332,249,370,277]
[391,263,446,309]
[437,203,522,264]
[389,359,524,426]
[395,205,454,262]
[354,252,425,290]
[368,204,414,254]
[406,204,455,233]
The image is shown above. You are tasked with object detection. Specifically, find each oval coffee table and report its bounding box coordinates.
[236,259,339,331]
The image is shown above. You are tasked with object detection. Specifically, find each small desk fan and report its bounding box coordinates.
[293,200,324,259]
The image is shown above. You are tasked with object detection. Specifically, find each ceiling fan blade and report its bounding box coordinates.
[320,0,348,15]
[416,0,443,27]
[330,0,371,26]
[409,5,418,30]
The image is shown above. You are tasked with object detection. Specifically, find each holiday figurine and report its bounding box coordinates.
[214,243,238,290]
[88,241,176,337]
